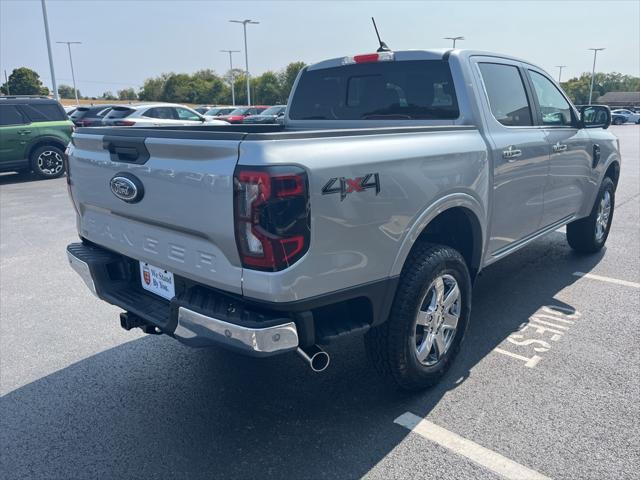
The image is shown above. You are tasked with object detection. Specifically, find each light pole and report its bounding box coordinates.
[221,49,240,106]
[444,36,464,48]
[555,65,567,83]
[588,48,605,105]
[40,0,58,100]
[229,19,259,105]
[57,41,81,105]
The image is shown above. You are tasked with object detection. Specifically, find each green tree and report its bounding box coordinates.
[1,67,49,95]
[138,74,169,101]
[278,62,306,101]
[101,91,117,100]
[190,69,227,104]
[253,71,282,104]
[118,88,137,101]
[561,72,640,105]
[57,84,78,99]
[161,73,195,102]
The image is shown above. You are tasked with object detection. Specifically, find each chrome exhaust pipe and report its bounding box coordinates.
[296,345,330,372]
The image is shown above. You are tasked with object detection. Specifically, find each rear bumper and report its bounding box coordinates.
[66,242,299,356]
[67,241,399,354]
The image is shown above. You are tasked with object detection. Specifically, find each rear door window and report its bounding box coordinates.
[0,105,28,125]
[23,103,67,122]
[478,63,533,126]
[144,107,175,119]
[289,59,459,120]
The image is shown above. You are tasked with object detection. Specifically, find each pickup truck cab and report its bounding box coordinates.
[66,49,620,390]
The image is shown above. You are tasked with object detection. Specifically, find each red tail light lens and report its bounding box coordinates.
[115,120,135,126]
[234,166,310,272]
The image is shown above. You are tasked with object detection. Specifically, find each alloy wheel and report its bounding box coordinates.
[37,150,64,176]
[412,274,461,366]
[595,190,611,242]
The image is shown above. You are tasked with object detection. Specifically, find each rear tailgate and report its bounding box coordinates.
[68,129,245,294]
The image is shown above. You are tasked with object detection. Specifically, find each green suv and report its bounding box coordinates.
[0,96,73,178]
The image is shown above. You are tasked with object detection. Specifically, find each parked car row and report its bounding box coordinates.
[63,103,288,127]
[202,105,286,124]
[0,96,289,179]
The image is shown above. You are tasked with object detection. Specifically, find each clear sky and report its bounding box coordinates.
[2,0,639,97]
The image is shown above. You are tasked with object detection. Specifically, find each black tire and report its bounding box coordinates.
[29,145,66,179]
[566,177,615,253]
[612,117,624,125]
[365,243,471,391]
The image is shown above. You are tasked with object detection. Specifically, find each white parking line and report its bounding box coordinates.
[394,412,551,480]
[573,271,640,289]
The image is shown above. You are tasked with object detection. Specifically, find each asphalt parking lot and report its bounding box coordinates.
[1,125,638,480]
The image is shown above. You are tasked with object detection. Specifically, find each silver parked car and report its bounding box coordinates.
[101,103,229,127]
[611,109,640,124]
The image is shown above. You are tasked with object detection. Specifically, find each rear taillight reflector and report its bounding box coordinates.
[115,120,135,126]
[234,166,310,272]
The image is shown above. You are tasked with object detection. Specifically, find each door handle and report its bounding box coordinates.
[552,142,568,153]
[502,146,522,161]
[17,130,32,135]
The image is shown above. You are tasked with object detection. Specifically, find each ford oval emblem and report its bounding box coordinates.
[110,173,144,203]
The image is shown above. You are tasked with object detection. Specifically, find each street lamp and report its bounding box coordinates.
[588,48,605,105]
[555,65,567,83]
[229,19,259,106]
[221,49,240,106]
[57,41,82,105]
[40,0,58,100]
[444,36,464,48]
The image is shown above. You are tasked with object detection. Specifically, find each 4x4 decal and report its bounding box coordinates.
[321,173,381,201]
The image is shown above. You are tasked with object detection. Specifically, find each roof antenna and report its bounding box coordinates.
[371,17,390,52]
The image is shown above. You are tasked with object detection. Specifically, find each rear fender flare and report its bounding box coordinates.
[390,192,487,277]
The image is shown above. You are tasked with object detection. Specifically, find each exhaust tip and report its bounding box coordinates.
[310,351,330,372]
[296,346,330,373]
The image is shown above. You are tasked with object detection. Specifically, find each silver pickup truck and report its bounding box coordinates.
[66,49,620,390]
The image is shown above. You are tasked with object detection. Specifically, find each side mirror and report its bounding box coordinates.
[277,111,285,116]
[580,105,611,129]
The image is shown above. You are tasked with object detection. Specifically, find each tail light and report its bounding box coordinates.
[63,146,80,216]
[234,166,310,272]
[115,120,135,126]
[342,51,394,65]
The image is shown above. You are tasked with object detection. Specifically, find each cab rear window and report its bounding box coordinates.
[289,60,459,120]
[107,107,134,119]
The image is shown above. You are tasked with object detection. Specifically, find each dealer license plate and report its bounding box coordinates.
[139,261,175,300]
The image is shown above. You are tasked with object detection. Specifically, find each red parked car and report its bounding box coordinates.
[217,106,270,124]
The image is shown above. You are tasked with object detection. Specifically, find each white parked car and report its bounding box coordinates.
[101,103,229,127]
[611,109,640,124]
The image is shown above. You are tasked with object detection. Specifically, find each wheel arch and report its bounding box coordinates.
[391,194,486,281]
[26,136,68,161]
[604,160,620,188]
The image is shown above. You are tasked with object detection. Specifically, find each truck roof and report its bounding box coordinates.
[306,49,538,71]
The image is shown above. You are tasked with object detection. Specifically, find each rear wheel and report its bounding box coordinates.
[30,145,65,179]
[566,177,615,253]
[365,243,471,391]
[612,117,624,125]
